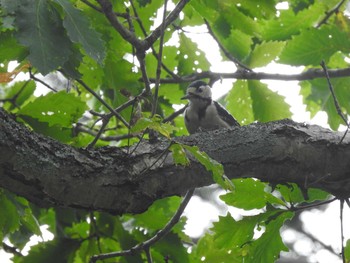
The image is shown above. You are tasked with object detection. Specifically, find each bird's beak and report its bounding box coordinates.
[181,94,190,100]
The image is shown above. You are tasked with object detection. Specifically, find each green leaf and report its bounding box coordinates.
[279,25,350,66]
[132,196,181,231]
[131,115,178,138]
[345,239,350,263]
[222,29,252,61]
[153,233,190,263]
[177,33,210,75]
[261,2,326,41]
[15,0,73,75]
[17,91,87,128]
[244,211,293,263]
[6,194,42,236]
[249,80,291,122]
[2,80,35,111]
[300,77,350,130]
[225,80,254,125]
[0,190,20,239]
[246,41,285,68]
[226,80,291,124]
[170,143,190,166]
[183,145,234,191]
[276,184,330,204]
[220,179,286,210]
[53,0,105,64]
[0,31,28,62]
[211,212,256,250]
[17,238,80,263]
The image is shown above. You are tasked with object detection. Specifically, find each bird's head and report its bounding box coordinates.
[181,80,212,102]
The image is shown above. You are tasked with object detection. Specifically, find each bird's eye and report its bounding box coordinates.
[197,87,203,93]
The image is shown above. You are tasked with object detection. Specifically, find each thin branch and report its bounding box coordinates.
[0,80,31,109]
[144,247,153,263]
[76,124,138,142]
[290,197,338,212]
[87,117,110,149]
[2,242,23,257]
[316,0,347,28]
[144,0,190,50]
[163,105,187,123]
[81,0,130,18]
[320,61,349,143]
[340,199,346,263]
[146,67,350,84]
[137,52,152,95]
[321,61,348,126]
[296,226,339,257]
[90,188,195,263]
[29,69,57,92]
[151,0,168,117]
[96,0,145,50]
[204,19,252,72]
[130,0,179,79]
[76,79,130,129]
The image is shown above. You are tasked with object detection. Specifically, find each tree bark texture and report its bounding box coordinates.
[1,108,350,215]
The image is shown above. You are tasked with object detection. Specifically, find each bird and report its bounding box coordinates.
[181,80,240,134]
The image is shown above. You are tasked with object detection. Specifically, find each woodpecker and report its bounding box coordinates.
[181,80,240,134]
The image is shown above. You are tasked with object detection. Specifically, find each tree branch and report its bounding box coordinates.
[1,108,350,215]
[90,189,194,262]
[96,0,145,50]
[147,67,350,84]
[144,0,190,50]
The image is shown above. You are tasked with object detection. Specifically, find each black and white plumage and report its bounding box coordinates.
[181,80,240,134]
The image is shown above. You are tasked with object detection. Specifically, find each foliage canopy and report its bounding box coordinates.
[1,0,350,262]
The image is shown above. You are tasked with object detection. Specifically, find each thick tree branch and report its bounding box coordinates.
[1,108,350,215]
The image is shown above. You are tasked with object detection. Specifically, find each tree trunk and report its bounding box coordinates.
[0,108,349,215]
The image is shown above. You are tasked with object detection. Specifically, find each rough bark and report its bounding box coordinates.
[1,108,350,215]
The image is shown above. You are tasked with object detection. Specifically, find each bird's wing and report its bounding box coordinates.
[213,101,240,127]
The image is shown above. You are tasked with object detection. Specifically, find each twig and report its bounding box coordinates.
[151,0,168,117]
[0,80,31,109]
[296,226,339,256]
[163,105,187,123]
[137,52,152,95]
[204,19,252,72]
[144,0,190,50]
[76,79,130,128]
[340,199,346,263]
[320,61,349,142]
[130,0,179,79]
[81,0,130,18]
[97,0,144,50]
[2,242,23,257]
[76,124,138,141]
[316,0,347,28]
[90,188,195,263]
[87,117,109,149]
[144,247,153,263]
[290,197,337,212]
[29,68,57,92]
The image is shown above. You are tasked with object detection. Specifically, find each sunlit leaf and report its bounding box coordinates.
[183,145,234,191]
[220,178,286,210]
[279,25,350,66]
[131,115,178,138]
[170,143,190,166]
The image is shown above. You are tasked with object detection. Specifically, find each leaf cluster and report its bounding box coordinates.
[1,0,350,262]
